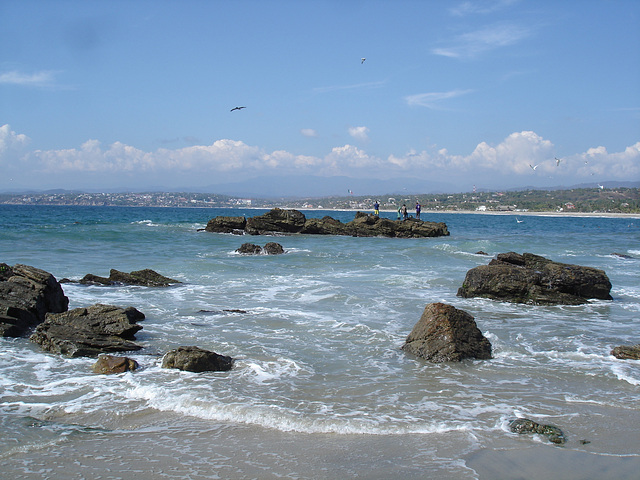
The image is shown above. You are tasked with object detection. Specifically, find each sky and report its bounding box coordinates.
[1,0,639,195]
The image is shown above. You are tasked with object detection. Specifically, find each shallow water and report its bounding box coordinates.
[1,205,639,479]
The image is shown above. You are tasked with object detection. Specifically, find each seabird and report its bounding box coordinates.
[555,157,562,166]
[361,57,366,64]
[529,164,539,171]
[230,106,246,112]
[516,218,524,223]
[598,184,604,189]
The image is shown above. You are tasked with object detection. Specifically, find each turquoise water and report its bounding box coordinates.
[1,205,639,479]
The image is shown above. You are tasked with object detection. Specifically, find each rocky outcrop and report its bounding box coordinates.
[402,303,492,362]
[205,208,449,238]
[92,354,139,374]
[30,304,145,357]
[509,418,566,445]
[236,242,285,255]
[0,263,69,337]
[611,344,640,360]
[66,269,181,287]
[457,252,612,305]
[161,346,234,373]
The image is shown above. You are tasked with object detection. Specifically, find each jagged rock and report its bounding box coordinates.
[0,263,69,337]
[475,251,489,255]
[263,242,285,255]
[611,344,640,360]
[235,242,285,255]
[509,418,566,445]
[457,252,612,305]
[92,354,139,374]
[205,208,449,239]
[402,303,492,363]
[76,269,180,287]
[161,346,233,373]
[204,216,247,234]
[30,304,145,357]
[612,252,633,259]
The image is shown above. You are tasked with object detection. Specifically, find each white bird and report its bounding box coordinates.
[598,184,604,189]
[516,218,524,223]
[529,164,539,171]
[555,157,562,166]
[230,106,246,112]
[361,57,366,64]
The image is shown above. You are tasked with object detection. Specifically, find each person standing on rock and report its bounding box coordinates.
[415,202,421,220]
[397,205,402,220]
[401,204,408,220]
[374,201,379,216]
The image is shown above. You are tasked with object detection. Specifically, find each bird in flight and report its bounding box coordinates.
[230,106,246,112]
[555,157,562,166]
[529,164,539,171]
[361,57,366,64]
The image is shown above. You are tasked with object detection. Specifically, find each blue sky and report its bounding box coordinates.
[1,0,639,194]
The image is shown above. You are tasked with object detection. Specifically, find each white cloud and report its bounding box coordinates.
[0,70,57,87]
[300,128,318,137]
[450,0,520,17]
[0,124,30,157]
[348,126,370,142]
[405,89,474,108]
[432,23,531,58]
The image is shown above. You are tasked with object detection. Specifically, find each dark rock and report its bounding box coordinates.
[475,251,489,255]
[161,346,233,373]
[205,208,449,239]
[612,252,633,259]
[78,269,180,287]
[236,243,263,254]
[402,303,492,363]
[30,304,145,357]
[0,263,69,337]
[611,344,640,360]
[263,242,285,255]
[457,252,612,305]
[204,215,247,234]
[92,354,139,374]
[509,418,566,445]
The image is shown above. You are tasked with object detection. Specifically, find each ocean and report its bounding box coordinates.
[1,205,639,479]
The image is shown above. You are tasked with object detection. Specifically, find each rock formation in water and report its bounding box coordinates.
[63,268,181,287]
[457,252,612,305]
[205,208,449,238]
[0,263,69,337]
[236,242,285,255]
[92,354,139,374]
[161,346,234,372]
[402,302,492,362]
[30,304,145,357]
[610,344,640,360]
[509,418,566,445]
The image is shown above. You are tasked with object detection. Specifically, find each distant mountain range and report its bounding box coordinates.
[2,176,639,198]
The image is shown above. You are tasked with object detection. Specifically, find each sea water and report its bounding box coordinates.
[0,205,639,479]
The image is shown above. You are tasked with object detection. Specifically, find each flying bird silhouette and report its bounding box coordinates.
[361,57,366,64]
[230,106,246,112]
[529,164,539,171]
[555,157,562,166]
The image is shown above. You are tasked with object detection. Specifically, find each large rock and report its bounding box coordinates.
[73,269,180,287]
[92,354,139,374]
[205,209,449,239]
[235,242,285,255]
[402,303,492,363]
[161,346,233,373]
[457,252,612,305]
[30,304,145,357]
[0,263,69,337]
[509,418,566,445]
[611,344,640,360]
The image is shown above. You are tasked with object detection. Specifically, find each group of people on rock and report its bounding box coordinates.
[373,201,421,220]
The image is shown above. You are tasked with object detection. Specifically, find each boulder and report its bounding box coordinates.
[205,208,450,239]
[0,263,69,337]
[263,242,285,255]
[161,346,233,373]
[75,269,180,287]
[235,242,285,255]
[509,418,566,445]
[30,304,145,357]
[204,215,247,234]
[402,303,492,363]
[457,252,612,305]
[611,344,640,360]
[92,354,139,374]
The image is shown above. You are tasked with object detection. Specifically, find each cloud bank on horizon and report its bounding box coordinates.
[1,0,638,193]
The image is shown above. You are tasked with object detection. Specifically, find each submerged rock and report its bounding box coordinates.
[0,263,69,337]
[402,303,492,363]
[610,344,640,360]
[457,252,612,305]
[205,208,449,238]
[509,418,566,445]
[92,354,139,374]
[235,242,285,255]
[161,346,233,373]
[30,304,145,357]
[73,268,181,287]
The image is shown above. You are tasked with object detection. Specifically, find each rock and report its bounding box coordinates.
[612,252,633,259]
[235,242,285,255]
[475,251,489,255]
[30,304,145,357]
[611,344,640,360]
[92,354,139,374]
[457,252,612,305]
[0,263,69,337]
[509,418,566,445]
[78,269,180,287]
[205,208,449,239]
[263,242,285,255]
[402,303,492,363]
[161,346,233,373]
[204,215,247,234]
